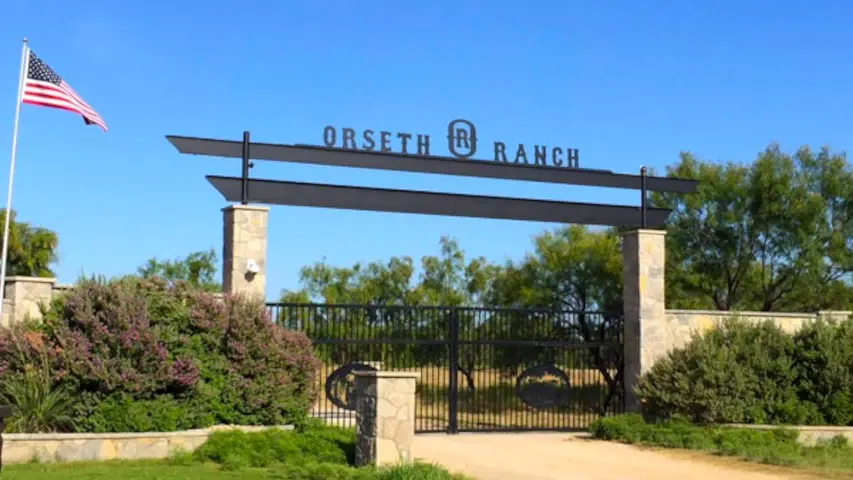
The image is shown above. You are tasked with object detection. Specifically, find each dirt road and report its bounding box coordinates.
[413,433,818,480]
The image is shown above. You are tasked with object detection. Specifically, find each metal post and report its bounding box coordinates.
[640,166,647,228]
[447,308,459,434]
[241,131,251,205]
[0,39,30,317]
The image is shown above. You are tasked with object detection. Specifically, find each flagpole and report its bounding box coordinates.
[0,38,30,321]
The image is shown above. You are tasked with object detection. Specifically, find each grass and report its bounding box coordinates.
[4,423,471,480]
[5,460,471,479]
[4,461,270,479]
[590,414,853,475]
[317,364,622,430]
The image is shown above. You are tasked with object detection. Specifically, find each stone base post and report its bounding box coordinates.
[621,229,667,412]
[353,371,420,467]
[222,205,269,299]
[2,277,56,326]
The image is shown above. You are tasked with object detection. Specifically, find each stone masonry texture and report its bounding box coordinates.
[354,371,420,467]
[621,229,666,412]
[665,310,852,351]
[222,205,269,299]
[2,276,55,327]
[3,425,293,464]
[726,424,853,446]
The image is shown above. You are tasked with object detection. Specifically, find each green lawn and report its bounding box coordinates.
[6,461,260,480]
[5,459,471,480]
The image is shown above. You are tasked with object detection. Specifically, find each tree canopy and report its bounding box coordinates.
[654,144,853,312]
[280,237,496,307]
[0,209,59,278]
[138,248,221,292]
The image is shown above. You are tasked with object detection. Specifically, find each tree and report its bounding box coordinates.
[486,225,622,313]
[282,236,495,308]
[417,236,497,306]
[137,249,221,292]
[0,209,59,278]
[417,237,498,390]
[278,237,500,379]
[286,255,420,306]
[279,249,426,366]
[485,226,624,408]
[653,144,853,312]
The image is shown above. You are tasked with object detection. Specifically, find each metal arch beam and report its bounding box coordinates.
[168,135,699,194]
[206,175,673,227]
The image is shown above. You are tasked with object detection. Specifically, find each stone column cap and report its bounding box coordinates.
[621,229,667,237]
[221,204,270,213]
[353,371,421,379]
[5,276,57,284]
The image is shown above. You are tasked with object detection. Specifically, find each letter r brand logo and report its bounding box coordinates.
[446,119,478,159]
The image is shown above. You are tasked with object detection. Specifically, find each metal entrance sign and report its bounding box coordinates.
[167,119,698,228]
[321,118,580,168]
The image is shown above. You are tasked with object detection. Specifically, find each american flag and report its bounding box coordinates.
[21,50,107,132]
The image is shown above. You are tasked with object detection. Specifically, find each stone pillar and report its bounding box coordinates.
[2,276,56,326]
[621,229,666,412]
[353,371,420,467]
[222,205,269,299]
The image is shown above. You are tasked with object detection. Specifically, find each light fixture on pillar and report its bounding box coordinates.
[245,258,261,279]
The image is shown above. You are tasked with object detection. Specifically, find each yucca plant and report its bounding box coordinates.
[0,353,76,433]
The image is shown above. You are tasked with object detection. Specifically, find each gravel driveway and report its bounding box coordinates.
[413,433,812,480]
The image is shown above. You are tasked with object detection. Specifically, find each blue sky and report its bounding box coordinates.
[1,1,852,300]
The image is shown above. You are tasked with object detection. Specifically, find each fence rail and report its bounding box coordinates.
[267,302,625,433]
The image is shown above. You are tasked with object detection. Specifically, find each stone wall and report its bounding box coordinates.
[3,425,292,464]
[727,424,853,446]
[664,309,852,352]
[51,284,74,297]
[1,298,11,327]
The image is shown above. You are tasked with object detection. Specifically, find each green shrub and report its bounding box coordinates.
[271,462,374,479]
[81,394,211,433]
[589,412,647,442]
[0,353,76,433]
[792,320,853,425]
[193,425,356,468]
[636,317,853,425]
[0,276,321,433]
[191,426,469,478]
[590,414,853,471]
[372,462,471,480]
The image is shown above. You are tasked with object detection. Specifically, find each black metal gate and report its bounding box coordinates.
[267,303,624,433]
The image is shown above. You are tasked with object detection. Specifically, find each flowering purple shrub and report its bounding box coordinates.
[0,276,320,432]
[146,282,322,426]
[43,279,194,397]
[0,327,53,378]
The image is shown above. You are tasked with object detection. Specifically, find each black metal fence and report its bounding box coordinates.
[267,303,624,433]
